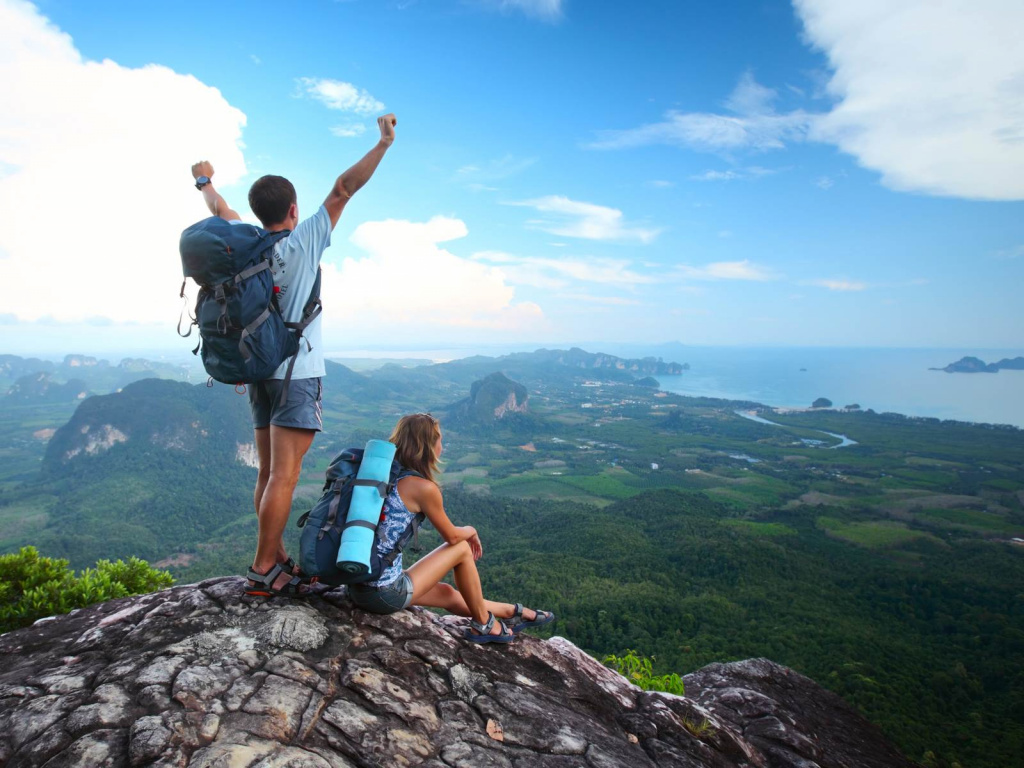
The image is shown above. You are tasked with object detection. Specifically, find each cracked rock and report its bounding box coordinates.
[0,580,916,768]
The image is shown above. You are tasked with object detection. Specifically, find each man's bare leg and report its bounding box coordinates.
[252,427,288,564]
[251,424,315,591]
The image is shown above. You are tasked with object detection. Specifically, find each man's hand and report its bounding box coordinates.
[191,161,215,180]
[190,160,240,221]
[324,116,398,228]
[377,114,397,147]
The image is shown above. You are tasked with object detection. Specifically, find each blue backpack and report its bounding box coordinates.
[178,217,322,396]
[296,447,424,587]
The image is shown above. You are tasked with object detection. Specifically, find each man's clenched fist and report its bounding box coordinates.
[191,161,215,180]
[378,114,397,147]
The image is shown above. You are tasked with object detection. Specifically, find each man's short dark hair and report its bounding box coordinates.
[248,175,296,227]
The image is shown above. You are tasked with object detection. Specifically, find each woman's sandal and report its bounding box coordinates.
[509,603,555,633]
[465,612,515,644]
[244,562,309,598]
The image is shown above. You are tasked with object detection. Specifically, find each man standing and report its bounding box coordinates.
[191,114,397,595]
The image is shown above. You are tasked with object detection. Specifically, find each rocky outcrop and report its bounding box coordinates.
[0,579,916,768]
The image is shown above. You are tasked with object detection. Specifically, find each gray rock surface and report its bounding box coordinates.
[0,578,916,767]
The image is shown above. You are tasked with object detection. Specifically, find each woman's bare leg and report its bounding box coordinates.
[414,582,542,623]
[406,540,509,634]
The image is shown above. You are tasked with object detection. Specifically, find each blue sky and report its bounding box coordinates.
[1,0,1022,356]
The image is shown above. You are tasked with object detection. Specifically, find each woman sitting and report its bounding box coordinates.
[348,413,554,643]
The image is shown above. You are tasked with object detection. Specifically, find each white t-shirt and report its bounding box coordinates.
[264,206,332,379]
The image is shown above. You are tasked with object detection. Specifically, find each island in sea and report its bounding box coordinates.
[931,355,1024,373]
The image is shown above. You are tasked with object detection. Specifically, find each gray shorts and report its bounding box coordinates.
[249,377,323,431]
[348,573,414,614]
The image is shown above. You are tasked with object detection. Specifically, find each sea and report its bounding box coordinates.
[647,347,1024,429]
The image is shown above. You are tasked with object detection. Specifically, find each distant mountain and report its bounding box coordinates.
[0,352,193,393]
[328,356,433,371]
[417,347,688,389]
[503,347,686,375]
[0,353,55,380]
[5,372,89,403]
[932,355,1024,373]
[28,378,257,566]
[447,372,528,423]
[44,378,253,472]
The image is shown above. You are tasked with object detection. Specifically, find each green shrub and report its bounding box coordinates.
[0,546,174,633]
[603,649,685,696]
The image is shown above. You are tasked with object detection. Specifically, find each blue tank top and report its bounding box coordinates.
[365,482,416,587]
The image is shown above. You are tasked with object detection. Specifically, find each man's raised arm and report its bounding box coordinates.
[323,113,397,229]
[191,161,241,221]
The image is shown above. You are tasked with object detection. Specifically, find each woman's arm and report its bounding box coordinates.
[401,478,477,547]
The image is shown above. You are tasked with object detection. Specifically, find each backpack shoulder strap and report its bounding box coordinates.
[277,265,323,405]
[283,266,323,335]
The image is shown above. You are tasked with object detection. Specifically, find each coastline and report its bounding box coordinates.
[651,347,1024,429]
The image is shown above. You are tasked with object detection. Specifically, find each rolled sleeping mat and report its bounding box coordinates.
[336,439,397,576]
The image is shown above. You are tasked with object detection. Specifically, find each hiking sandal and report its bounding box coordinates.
[279,557,314,584]
[509,602,555,633]
[244,563,308,598]
[465,612,515,644]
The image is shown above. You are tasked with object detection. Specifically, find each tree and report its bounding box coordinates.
[0,546,173,633]
[812,397,833,408]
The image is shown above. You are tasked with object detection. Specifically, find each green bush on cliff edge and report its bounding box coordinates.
[603,649,686,696]
[0,546,174,634]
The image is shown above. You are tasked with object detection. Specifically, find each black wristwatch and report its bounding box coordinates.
[195,175,211,190]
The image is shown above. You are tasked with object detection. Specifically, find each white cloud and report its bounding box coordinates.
[815,175,834,190]
[796,0,1024,200]
[691,166,782,182]
[473,251,654,289]
[676,260,778,282]
[330,122,367,138]
[472,0,563,22]
[588,72,812,153]
[297,77,384,115]
[456,154,536,182]
[691,170,742,182]
[0,0,247,324]
[994,245,1024,260]
[594,4,1024,201]
[647,179,675,188]
[508,195,661,243]
[804,278,868,292]
[321,217,542,331]
[558,293,640,306]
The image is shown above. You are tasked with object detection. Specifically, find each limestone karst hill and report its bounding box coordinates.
[0,578,916,768]
[446,373,530,427]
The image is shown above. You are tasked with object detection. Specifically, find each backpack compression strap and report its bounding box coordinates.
[277,266,323,405]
